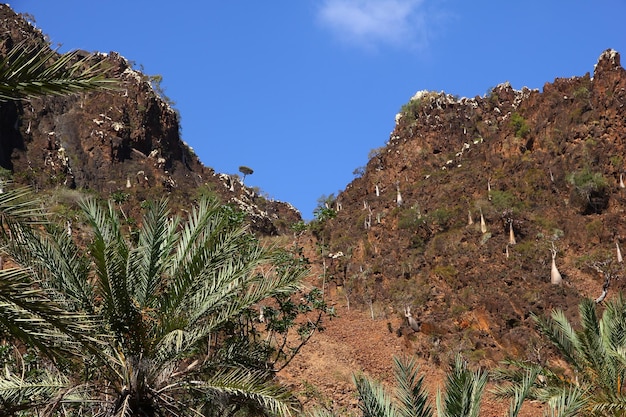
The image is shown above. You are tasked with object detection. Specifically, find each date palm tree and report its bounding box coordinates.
[493,295,626,416]
[0,36,119,413]
[310,354,487,417]
[2,195,305,416]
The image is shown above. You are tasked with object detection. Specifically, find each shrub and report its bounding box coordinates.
[432,264,458,282]
[510,112,530,138]
[567,167,609,214]
[399,98,425,123]
[490,190,517,212]
[397,207,425,230]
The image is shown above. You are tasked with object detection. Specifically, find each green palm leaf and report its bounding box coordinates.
[0,370,68,414]
[393,355,432,417]
[0,41,117,101]
[354,373,397,417]
[436,354,487,417]
[0,267,98,359]
[184,367,299,417]
[0,184,46,239]
[534,310,583,374]
[545,386,586,417]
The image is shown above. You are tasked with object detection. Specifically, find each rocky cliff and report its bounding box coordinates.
[4,4,626,414]
[0,5,300,235]
[314,48,626,366]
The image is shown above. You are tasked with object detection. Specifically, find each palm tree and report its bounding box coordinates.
[436,355,488,417]
[310,354,486,417]
[0,37,119,414]
[0,186,106,415]
[493,295,626,416]
[3,195,306,416]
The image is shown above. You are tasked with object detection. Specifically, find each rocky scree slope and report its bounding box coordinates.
[313,49,626,367]
[0,5,300,235]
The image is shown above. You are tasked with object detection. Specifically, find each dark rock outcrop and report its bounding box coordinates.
[0,5,300,235]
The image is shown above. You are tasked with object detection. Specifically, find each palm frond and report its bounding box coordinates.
[184,367,299,417]
[354,373,397,417]
[80,198,144,349]
[507,366,541,417]
[130,198,176,309]
[0,267,100,359]
[544,386,586,417]
[0,41,118,101]
[533,311,583,374]
[7,222,94,313]
[590,394,626,416]
[0,184,45,238]
[0,368,68,413]
[436,355,487,417]
[601,294,626,353]
[393,355,432,417]
[164,196,249,316]
[577,298,610,385]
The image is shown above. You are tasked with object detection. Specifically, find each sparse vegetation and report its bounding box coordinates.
[510,112,530,138]
[567,167,609,214]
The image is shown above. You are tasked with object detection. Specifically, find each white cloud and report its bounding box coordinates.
[317,0,430,50]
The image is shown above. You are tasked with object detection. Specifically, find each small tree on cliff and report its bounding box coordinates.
[239,165,254,183]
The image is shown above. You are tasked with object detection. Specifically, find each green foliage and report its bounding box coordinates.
[291,220,308,235]
[340,354,489,417]
[352,355,433,417]
[567,167,608,213]
[0,41,118,101]
[239,165,254,182]
[493,295,626,416]
[0,167,12,181]
[147,73,176,107]
[0,189,318,416]
[432,264,458,282]
[567,167,608,193]
[431,208,455,230]
[109,190,129,204]
[353,165,366,178]
[398,207,425,230]
[573,86,591,100]
[609,155,623,168]
[437,355,488,417]
[510,112,530,138]
[486,86,499,104]
[490,190,520,212]
[399,93,437,124]
[313,194,337,222]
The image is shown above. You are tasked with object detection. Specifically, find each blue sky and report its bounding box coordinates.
[10,1,626,220]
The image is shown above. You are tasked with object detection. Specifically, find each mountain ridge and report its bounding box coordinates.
[2,4,626,414]
[0,4,301,235]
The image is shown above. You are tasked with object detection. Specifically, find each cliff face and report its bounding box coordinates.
[0,5,300,235]
[6,4,626,412]
[316,49,626,364]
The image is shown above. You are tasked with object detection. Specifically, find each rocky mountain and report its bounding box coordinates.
[273,49,626,414]
[315,48,626,365]
[3,4,626,414]
[0,5,300,235]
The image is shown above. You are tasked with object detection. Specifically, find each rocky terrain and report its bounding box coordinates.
[2,4,626,415]
[283,47,626,414]
[0,5,300,236]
